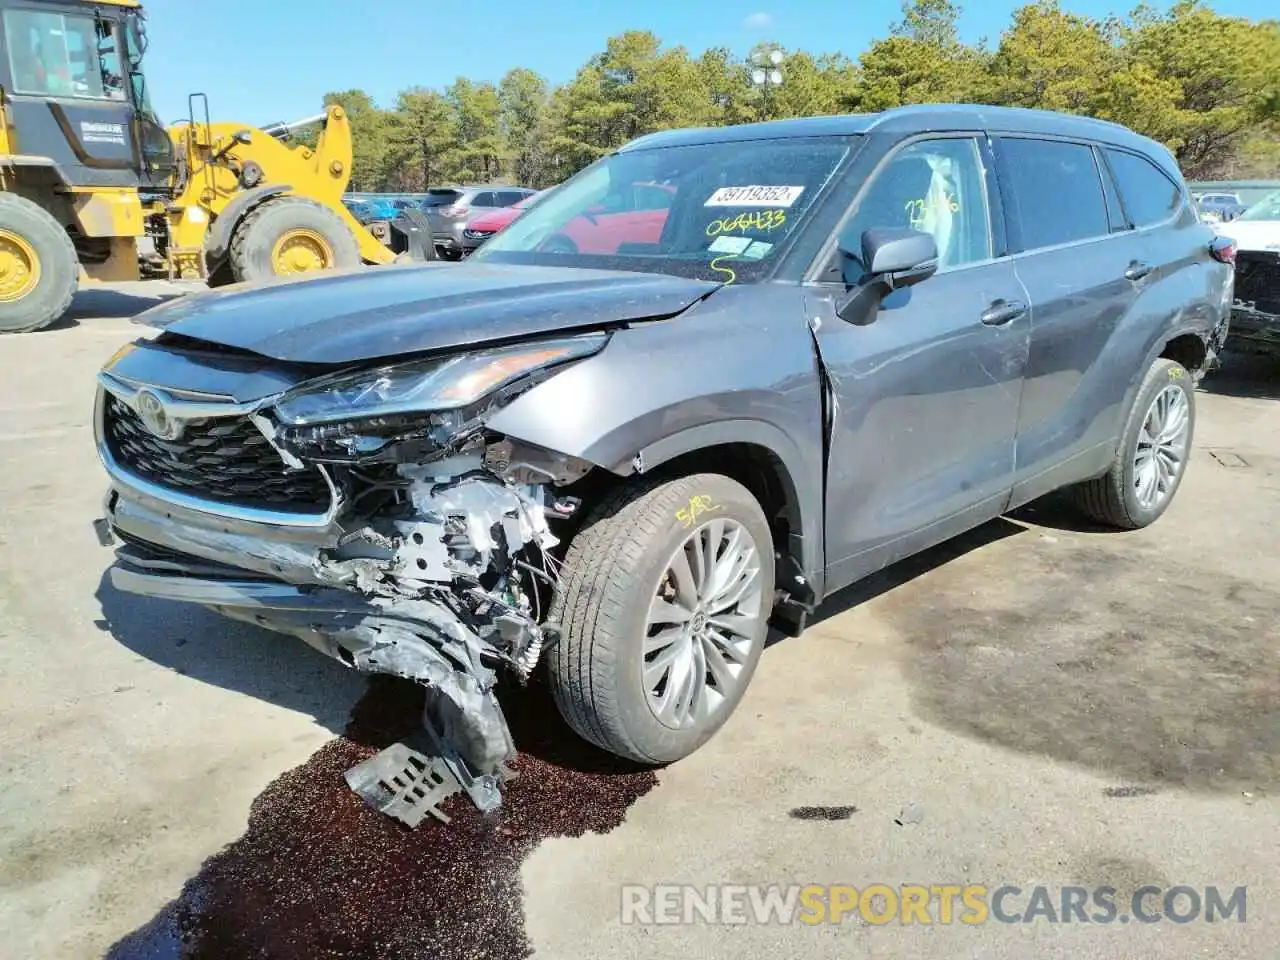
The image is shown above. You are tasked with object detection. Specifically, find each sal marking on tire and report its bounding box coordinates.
[676,495,721,528]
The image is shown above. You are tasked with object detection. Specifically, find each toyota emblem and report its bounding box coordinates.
[135,390,184,440]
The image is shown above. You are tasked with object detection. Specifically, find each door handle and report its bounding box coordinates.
[981,299,1027,326]
[1125,260,1154,282]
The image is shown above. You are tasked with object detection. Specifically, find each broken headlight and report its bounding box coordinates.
[269,333,608,461]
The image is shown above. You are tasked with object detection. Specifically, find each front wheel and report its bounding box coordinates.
[1068,357,1195,529]
[549,473,775,764]
[229,196,361,283]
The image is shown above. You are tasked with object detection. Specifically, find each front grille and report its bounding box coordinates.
[1235,252,1280,316]
[463,229,494,240]
[103,394,331,511]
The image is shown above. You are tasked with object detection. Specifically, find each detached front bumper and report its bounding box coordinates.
[1229,302,1280,356]
[1229,251,1280,357]
[97,439,567,817]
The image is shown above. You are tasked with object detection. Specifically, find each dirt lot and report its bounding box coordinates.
[1,281,1278,959]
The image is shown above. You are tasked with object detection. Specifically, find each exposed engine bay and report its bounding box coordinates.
[96,333,607,825]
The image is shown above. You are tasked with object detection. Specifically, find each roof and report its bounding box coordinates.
[622,103,1161,158]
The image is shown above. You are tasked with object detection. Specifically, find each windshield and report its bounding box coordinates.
[470,137,852,282]
[1239,191,1280,222]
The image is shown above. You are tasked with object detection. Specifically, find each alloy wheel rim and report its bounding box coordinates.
[271,229,334,274]
[0,230,40,302]
[1133,383,1190,510]
[642,517,766,730]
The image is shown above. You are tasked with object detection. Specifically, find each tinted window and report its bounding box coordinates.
[843,137,992,270]
[496,191,526,206]
[1000,138,1109,250]
[470,191,496,207]
[1097,150,1127,231]
[1104,148,1182,228]
[421,189,462,206]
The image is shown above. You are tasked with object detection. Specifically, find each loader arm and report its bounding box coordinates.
[168,104,394,270]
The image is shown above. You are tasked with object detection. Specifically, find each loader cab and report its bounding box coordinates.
[0,0,173,189]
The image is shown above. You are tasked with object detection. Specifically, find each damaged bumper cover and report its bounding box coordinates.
[1229,251,1280,357]
[95,336,605,821]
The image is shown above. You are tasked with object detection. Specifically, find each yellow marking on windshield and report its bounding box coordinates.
[705,209,788,237]
[709,255,738,284]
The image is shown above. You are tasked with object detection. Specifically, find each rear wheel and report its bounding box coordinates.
[1068,357,1195,529]
[549,473,775,764]
[0,194,78,333]
[228,196,360,284]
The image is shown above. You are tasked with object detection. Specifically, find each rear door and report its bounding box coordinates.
[994,135,1152,502]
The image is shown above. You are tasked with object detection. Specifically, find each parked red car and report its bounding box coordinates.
[545,182,676,255]
[460,193,542,256]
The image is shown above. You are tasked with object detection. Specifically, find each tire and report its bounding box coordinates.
[549,473,776,764]
[0,193,78,334]
[228,196,361,284]
[1069,357,1196,529]
[205,259,237,288]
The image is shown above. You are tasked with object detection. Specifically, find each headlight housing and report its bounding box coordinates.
[269,333,607,462]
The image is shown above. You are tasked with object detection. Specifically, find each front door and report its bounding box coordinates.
[807,135,1030,590]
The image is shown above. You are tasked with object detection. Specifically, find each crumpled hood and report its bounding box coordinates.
[137,262,719,364]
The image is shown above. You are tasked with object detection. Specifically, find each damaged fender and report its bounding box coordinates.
[483,283,829,598]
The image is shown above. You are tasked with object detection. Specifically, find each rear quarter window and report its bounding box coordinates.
[1104,148,1183,228]
[998,137,1110,251]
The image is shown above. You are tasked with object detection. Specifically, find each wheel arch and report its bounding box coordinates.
[496,415,824,606]
[202,184,290,266]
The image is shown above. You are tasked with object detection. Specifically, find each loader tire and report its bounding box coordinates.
[0,194,78,334]
[228,196,360,284]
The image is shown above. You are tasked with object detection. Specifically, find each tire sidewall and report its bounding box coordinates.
[607,475,775,763]
[1117,359,1196,525]
[231,199,361,283]
[0,197,77,333]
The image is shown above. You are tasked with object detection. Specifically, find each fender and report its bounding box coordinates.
[1114,321,1211,452]
[203,184,291,263]
[487,401,827,600]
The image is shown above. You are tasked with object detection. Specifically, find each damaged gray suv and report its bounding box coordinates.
[95,105,1231,817]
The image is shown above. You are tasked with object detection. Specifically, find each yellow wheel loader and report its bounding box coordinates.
[0,0,410,334]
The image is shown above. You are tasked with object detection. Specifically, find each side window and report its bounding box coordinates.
[843,137,992,271]
[496,191,524,206]
[470,192,496,207]
[1104,148,1183,228]
[3,10,124,100]
[1096,148,1129,231]
[999,138,1109,250]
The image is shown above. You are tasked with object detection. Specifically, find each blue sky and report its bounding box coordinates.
[143,0,1260,126]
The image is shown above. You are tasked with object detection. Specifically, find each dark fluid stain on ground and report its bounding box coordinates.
[108,675,657,960]
[1102,785,1160,798]
[877,507,1280,793]
[789,805,858,821]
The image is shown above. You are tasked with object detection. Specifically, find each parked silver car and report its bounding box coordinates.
[421,186,537,259]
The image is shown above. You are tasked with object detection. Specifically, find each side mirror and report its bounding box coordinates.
[834,226,939,324]
[839,226,939,290]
